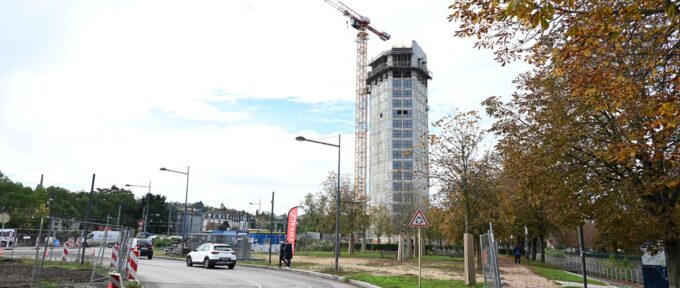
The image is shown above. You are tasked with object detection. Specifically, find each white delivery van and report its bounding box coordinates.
[0,228,16,247]
[85,231,120,247]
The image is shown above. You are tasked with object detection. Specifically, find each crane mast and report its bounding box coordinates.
[323,0,390,198]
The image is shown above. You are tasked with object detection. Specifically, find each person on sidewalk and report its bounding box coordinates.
[513,245,522,264]
[279,240,287,268]
[284,242,293,268]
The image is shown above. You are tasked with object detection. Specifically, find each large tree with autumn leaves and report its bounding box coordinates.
[450,0,678,284]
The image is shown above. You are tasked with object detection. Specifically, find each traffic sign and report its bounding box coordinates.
[0,213,10,224]
[53,239,60,247]
[409,209,430,227]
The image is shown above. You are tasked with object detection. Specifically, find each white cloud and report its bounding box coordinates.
[0,0,528,214]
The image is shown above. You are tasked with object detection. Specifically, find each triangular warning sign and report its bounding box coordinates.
[409,209,430,227]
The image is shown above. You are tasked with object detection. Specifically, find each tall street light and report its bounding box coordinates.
[296,134,341,272]
[249,200,261,241]
[125,181,152,235]
[160,166,190,255]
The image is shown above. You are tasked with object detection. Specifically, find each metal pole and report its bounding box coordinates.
[144,181,151,234]
[116,204,122,227]
[81,174,95,265]
[578,225,588,288]
[418,227,422,288]
[268,191,274,265]
[181,167,190,256]
[30,216,44,287]
[335,134,341,272]
[167,206,171,235]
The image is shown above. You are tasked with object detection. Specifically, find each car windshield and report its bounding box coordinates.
[0,231,11,237]
[213,245,232,251]
[137,240,150,245]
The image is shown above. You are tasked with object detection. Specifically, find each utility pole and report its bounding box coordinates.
[81,174,95,265]
[268,191,274,265]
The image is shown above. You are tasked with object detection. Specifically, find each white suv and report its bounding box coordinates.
[186,243,237,269]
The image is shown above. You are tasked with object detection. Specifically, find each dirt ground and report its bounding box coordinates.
[291,254,561,287]
[0,259,102,288]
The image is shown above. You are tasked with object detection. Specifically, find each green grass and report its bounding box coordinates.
[525,262,606,286]
[347,273,484,288]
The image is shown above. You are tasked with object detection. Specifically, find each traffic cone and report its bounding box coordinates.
[0,248,4,257]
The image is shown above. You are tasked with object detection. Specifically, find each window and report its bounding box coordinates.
[392,120,402,128]
[403,110,412,118]
[403,172,413,180]
[403,130,413,138]
[393,183,403,191]
[403,120,413,128]
[403,79,413,88]
[393,193,402,201]
[404,183,414,190]
[393,161,402,169]
[403,100,413,107]
[403,90,412,97]
[392,172,402,180]
[392,100,402,107]
[404,161,413,170]
[393,79,402,88]
[393,90,402,97]
[392,130,402,138]
[393,140,402,148]
[404,140,413,148]
[392,151,402,159]
[403,150,413,159]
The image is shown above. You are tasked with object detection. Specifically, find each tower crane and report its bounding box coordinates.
[323,0,390,197]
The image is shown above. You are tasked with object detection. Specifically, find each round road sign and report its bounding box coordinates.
[0,213,10,224]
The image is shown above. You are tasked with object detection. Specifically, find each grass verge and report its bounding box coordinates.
[347,273,485,288]
[524,262,606,286]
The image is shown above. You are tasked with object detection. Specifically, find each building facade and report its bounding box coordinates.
[367,40,431,224]
[202,209,254,232]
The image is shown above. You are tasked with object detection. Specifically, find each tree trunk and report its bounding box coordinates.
[397,234,403,261]
[539,234,546,263]
[666,239,679,288]
[475,234,482,269]
[531,237,538,261]
[348,232,354,255]
[463,233,476,285]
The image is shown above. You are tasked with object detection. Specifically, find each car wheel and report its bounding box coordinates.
[227,264,235,270]
[204,258,211,269]
[186,257,193,267]
[148,254,153,260]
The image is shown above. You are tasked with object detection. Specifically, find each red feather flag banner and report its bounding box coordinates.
[286,206,299,255]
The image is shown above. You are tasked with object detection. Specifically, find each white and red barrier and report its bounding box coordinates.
[126,249,139,280]
[61,247,69,262]
[108,272,124,288]
[110,244,119,268]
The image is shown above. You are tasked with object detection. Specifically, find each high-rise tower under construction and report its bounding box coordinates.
[367,40,431,226]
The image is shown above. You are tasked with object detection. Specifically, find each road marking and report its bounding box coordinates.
[222,273,263,288]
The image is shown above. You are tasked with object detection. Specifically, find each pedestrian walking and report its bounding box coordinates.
[279,240,287,268]
[513,244,522,264]
[284,242,293,268]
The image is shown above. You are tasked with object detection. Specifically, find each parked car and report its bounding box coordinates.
[186,243,237,269]
[129,238,154,259]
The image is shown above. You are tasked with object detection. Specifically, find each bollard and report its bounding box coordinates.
[126,249,140,280]
[110,244,119,268]
[61,247,69,262]
[108,272,124,288]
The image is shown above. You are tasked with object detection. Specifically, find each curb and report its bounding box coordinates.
[155,256,380,288]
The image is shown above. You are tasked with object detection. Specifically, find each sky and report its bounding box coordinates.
[0,0,529,215]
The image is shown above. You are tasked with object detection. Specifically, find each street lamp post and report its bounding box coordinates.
[296,134,341,272]
[249,200,261,243]
[125,181,152,235]
[160,166,190,255]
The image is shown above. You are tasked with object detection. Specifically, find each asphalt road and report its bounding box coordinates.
[138,257,358,288]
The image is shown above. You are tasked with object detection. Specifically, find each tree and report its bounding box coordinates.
[452,0,680,283]
[369,204,394,244]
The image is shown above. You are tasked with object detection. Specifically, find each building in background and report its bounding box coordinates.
[367,40,431,232]
[202,208,254,232]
